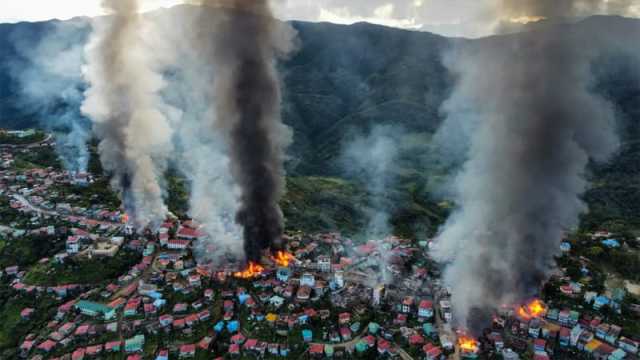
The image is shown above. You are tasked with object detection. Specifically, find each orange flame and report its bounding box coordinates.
[121,214,129,224]
[234,262,265,279]
[459,336,479,353]
[272,251,294,267]
[517,299,546,320]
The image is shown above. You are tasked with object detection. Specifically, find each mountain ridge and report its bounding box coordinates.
[0,10,639,236]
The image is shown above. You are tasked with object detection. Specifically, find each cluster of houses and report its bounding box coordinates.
[5,141,638,360]
[10,222,450,359]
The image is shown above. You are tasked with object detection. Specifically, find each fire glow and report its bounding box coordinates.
[517,299,546,320]
[459,336,479,353]
[121,213,129,224]
[233,262,265,279]
[272,251,294,267]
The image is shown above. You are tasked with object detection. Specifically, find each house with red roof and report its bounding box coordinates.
[144,303,157,316]
[340,327,352,341]
[72,347,86,360]
[185,314,199,327]
[38,339,57,353]
[418,300,434,319]
[20,340,35,355]
[74,324,90,337]
[108,297,126,309]
[204,288,214,301]
[173,318,186,330]
[177,226,205,240]
[198,337,213,350]
[86,344,102,356]
[105,340,121,352]
[309,343,324,357]
[188,274,201,287]
[229,343,240,356]
[395,313,407,325]
[159,314,173,327]
[423,343,444,360]
[173,302,189,313]
[59,322,76,335]
[20,307,34,320]
[243,338,258,352]
[124,298,141,317]
[356,242,377,256]
[378,339,391,354]
[231,333,246,344]
[66,236,80,254]
[179,344,196,358]
[338,312,351,325]
[410,334,425,346]
[198,309,210,322]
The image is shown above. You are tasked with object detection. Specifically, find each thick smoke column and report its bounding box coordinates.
[433,0,621,333]
[82,0,173,228]
[193,0,296,262]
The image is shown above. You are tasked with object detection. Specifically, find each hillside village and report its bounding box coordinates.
[1,132,640,360]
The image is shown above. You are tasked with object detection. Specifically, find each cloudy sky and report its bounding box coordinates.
[2,0,639,37]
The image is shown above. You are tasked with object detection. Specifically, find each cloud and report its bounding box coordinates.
[2,1,639,38]
[273,0,640,37]
[0,0,183,23]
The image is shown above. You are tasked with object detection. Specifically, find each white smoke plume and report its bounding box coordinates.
[143,6,245,260]
[341,126,404,237]
[9,20,91,173]
[431,0,632,334]
[340,125,405,284]
[82,0,174,229]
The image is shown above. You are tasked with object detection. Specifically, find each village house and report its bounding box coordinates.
[75,300,116,320]
[401,296,414,314]
[418,300,434,319]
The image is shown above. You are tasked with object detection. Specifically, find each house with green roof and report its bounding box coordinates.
[75,300,116,320]
[324,345,334,357]
[125,335,145,353]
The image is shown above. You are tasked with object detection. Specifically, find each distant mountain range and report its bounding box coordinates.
[1,8,640,234]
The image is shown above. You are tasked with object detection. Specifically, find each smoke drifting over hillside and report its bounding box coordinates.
[341,125,403,239]
[340,125,404,284]
[82,0,173,229]
[190,0,297,262]
[9,20,91,173]
[433,0,623,333]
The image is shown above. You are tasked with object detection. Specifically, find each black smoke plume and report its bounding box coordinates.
[194,0,296,262]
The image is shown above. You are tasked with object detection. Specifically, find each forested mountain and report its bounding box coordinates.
[1,10,639,235]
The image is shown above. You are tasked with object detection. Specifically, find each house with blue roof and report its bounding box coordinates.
[593,295,610,310]
[368,322,380,334]
[227,320,240,333]
[601,239,621,248]
[238,293,250,305]
[302,329,313,342]
[277,268,291,282]
[214,321,225,333]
